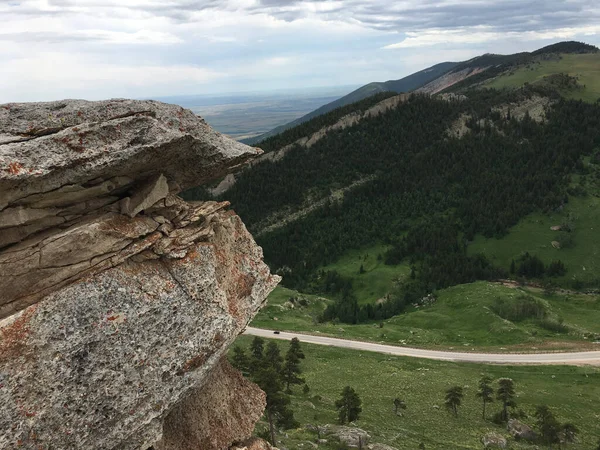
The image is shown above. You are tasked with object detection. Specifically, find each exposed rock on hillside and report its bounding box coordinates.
[417,67,487,94]
[0,99,279,449]
[323,425,371,448]
[209,93,411,196]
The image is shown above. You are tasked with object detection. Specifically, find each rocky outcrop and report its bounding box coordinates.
[481,432,508,449]
[323,425,371,448]
[0,99,279,449]
[158,359,266,450]
[416,67,488,94]
[507,419,537,442]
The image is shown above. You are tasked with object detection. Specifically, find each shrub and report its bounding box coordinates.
[537,318,569,333]
[491,295,547,322]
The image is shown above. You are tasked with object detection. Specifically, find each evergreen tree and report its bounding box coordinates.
[335,386,362,424]
[444,386,464,416]
[476,375,494,419]
[249,336,266,375]
[535,405,561,447]
[231,346,249,375]
[496,378,517,422]
[253,342,297,446]
[264,341,284,372]
[283,337,306,393]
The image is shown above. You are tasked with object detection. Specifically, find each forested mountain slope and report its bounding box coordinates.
[220,93,600,322]
[186,41,600,325]
[243,62,457,144]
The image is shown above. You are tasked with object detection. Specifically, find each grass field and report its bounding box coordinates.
[253,282,600,351]
[320,244,410,305]
[485,53,600,102]
[234,336,600,450]
[469,194,600,287]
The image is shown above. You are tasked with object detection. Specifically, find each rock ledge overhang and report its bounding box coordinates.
[0,99,279,449]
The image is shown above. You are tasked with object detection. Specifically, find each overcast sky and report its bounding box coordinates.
[1,0,599,102]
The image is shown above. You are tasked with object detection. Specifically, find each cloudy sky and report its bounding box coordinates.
[1,0,599,102]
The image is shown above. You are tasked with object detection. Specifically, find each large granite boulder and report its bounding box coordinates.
[0,99,278,449]
[323,425,371,448]
[508,419,537,442]
[481,432,508,449]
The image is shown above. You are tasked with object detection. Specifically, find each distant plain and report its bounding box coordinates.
[153,86,357,140]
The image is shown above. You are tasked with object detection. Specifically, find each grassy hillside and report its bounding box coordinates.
[252,281,600,351]
[320,244,409,305]
[485,53,600,102]
[245,62,456,145]
[234,337,600,450]
[470,155,600,287]
[470,195,600,287]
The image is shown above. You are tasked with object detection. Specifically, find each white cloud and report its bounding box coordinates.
[384,25,600,49]
[0,52,223,102]
[0,29,183,44]
[1,0,599,101]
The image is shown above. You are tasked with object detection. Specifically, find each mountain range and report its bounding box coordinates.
[243,40,599,145]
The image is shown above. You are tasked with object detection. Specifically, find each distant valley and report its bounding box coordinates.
[153,86,357,140]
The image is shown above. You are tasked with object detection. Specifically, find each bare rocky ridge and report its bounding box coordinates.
[0,99,279,449]
[416,67,488,94]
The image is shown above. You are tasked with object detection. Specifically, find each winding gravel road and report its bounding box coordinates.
[243,327,600,365]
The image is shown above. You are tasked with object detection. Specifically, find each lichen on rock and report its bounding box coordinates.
[0,99,279,449]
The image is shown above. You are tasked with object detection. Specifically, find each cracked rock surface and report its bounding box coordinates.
[0,99,279,449]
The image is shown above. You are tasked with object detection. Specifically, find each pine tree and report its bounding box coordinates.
[231,346,249,375]
[249,336,265,374]
[335,386,362,424]
[253,342,298,446]
[535,405,561,447]
[476,375,494,419]
[283,337,305,393]
[444,386,464,416]
[496,378,516,422]
[264,341,283,372]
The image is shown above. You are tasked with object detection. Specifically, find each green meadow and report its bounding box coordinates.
[234,337,600,450]
[485,53,600,102]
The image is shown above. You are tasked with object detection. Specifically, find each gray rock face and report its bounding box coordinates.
[324,425,371,448]
[508,419,537,442]
[0,99,263,319]
[481,432,508,449]
[0,99,278,449]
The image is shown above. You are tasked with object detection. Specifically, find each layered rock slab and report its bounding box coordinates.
[0,99,278,449]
